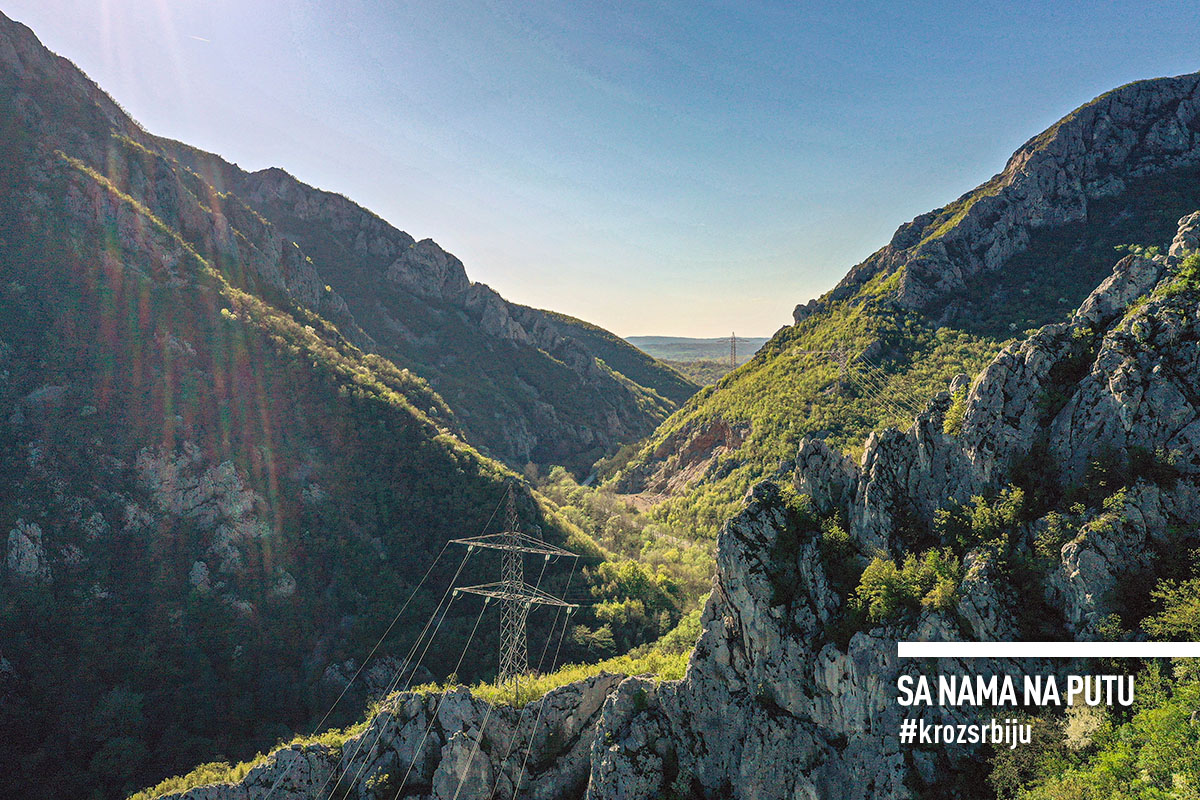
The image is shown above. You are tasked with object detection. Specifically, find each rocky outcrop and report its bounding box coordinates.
[584,215,1200,798]
[792,298,820,325]
[6,519,50,583]
[135,443,270,574]
[614,417,752,496]
[385,239,472,300]
[828,73,1200,310]
[170,215,1200,799]
[1169,210,1200,257]
[165,674,624,800]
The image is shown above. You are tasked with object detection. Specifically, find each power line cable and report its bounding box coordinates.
[260,539,449,800]
[261,489,509,800]
[450,556,554,800]
[320,549,473,799]
[857,357,927,415]
[846,372,913,424]
[509,601,577,800]
[847,367,922,422]
[852,362,924,417]
[484,558,577,800]
[331,588,464,799]
[391,596,492,798]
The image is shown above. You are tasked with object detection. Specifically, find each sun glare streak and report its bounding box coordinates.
[150,0,193,103]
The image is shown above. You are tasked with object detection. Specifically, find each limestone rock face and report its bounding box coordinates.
[828,74,1200,310]
[794,437,856,519]
[582,217,1200,797]
[164,674,624,800]
[135,443,270,575]
[6,519,50,583]
[793,298,820,324]
[386,239,472,299]
[169,214,1200,799]
[585,482,1048,800]
[1169,210,1200,257]
[1073,255,1166,328]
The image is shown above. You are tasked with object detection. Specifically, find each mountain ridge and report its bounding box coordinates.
[809,71,1200,319]
[615,69,1200,538]
[1,7,696,472]
[0,12,692,799]
[147,209,1200,800]
[156,113,699,471]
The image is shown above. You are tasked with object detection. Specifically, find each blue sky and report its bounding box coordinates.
[7,1,1200,336]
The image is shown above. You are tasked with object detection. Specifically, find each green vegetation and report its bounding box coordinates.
[850,549,962,623]
[412,604,702,710]
[613,289,1004,538]
[935,487,1026,553]
[943,386,968,435]
[662,358,736,385]
[1162,252,1200,297]
[1014,683,1200,799]
[539,468,713,601]
[0,132,692,800]
[128,762,261,800]
[125,701,388,800]
[1033,511,1078,560]
[537,467,714,655]
[461,646,690,707]
[992,556,1200,799]
[126,723,362,800]
[818,513,859,593]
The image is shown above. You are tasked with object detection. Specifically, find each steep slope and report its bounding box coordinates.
[154,145,696,472]
[826,74,1200,316]
[0,13,684,800]
[154,215,1200,799]
[615,72,1200,537]
[0,7,696,474]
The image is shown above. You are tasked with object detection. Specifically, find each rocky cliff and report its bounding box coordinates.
[161,135,696,471]
[615,71,1200,541]
[0,12,678,800]
[157,212,1200,798]
[820,73,1200,315]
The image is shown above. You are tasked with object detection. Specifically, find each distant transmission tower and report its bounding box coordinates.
[730,331,736,370]
[451,483,577,702]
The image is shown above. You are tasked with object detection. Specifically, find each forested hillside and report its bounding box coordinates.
[615,74,1200,540]
[0,12,693,799]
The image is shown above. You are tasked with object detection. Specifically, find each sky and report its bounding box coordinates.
[5,1,1200,337]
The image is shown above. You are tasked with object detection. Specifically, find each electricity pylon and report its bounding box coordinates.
[451,483,577,702]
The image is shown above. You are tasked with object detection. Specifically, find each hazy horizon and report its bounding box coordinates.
[7,1,1200,337]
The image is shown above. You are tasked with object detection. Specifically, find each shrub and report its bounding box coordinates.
[851,548,962,622]
[1162,252,1200,296]
[819,514,859,592]
[943,386,968,435]
[1034,511,1076,559]
[934,487,1026,552]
